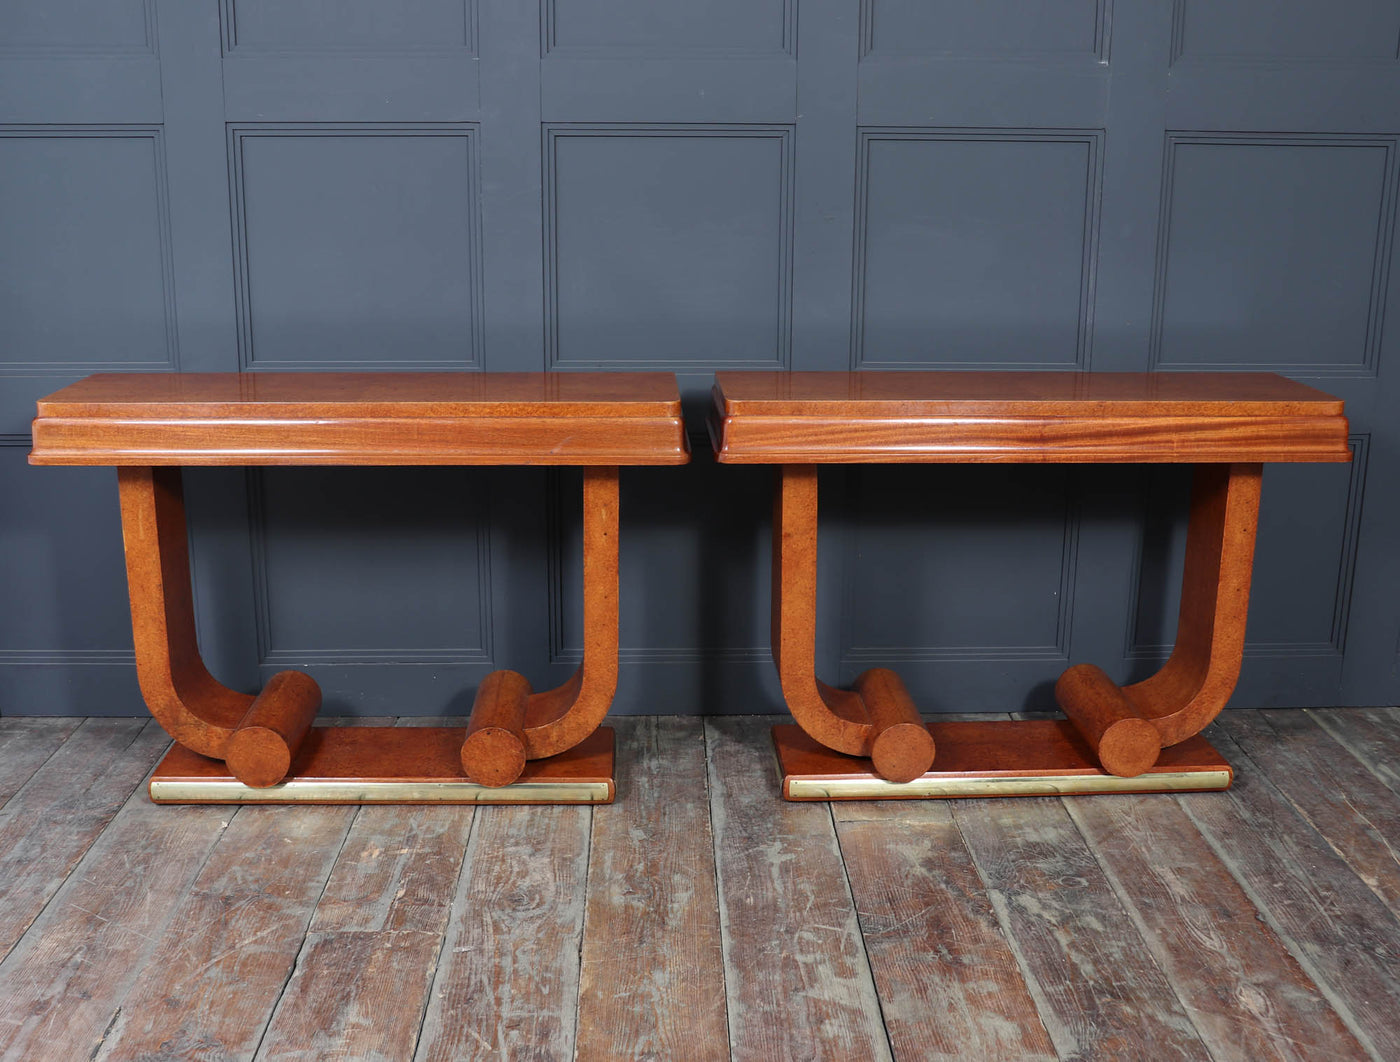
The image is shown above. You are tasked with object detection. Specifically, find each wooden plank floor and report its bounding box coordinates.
[1,709,1398,1061]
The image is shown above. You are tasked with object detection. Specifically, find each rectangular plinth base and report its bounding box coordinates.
[774,721,1232,800]
[150,726,615,805]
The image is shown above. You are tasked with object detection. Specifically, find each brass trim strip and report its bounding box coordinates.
[786,769,1233,800]
[150,778,612,804]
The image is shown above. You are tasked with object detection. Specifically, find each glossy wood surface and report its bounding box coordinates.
[30,372,690,465]
[150,726,615,804]
[774,723,1231,800]
[41,373,674,803]
[122,464,622,796]
[729,371,1347,789]
[461,463,624,785]
[711,371,1350,463]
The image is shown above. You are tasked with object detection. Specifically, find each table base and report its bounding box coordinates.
[150,726,615,805]
[773,722,1232,801]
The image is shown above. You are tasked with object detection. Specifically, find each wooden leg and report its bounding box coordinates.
[768,463,1241,799]
[459,466,622,788]
[1057,463,1262,774]
[142,464,616,805]
[119,466,320,787]
[771,465,935,783]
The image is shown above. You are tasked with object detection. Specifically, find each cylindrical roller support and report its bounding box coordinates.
[462,670,531,787]
[1056,663,1161,777]
[224,670,322,788]
[854,668,936,783]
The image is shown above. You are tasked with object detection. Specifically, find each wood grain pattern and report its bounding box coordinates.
[1058,462,1263,769]
[415,805,591,1062]
[576,717,728,1062]
[705,716,892,1061]
[1181,724,1400,1058]
[1309,706,1400,798]
[0,779,228,1060]
[0,719,169,961]
[831,798,1057,1062]
[0,710,1395,1061]
[93,804,355,1061]
[117,465,258,758]
[710,371,1350,464]
[1067,792,1369,1061]
[31,372,690,466]
[726,371,1315,784]
[1221,709,1400,919]
[249,723,475,1061]
[953,796,1212,1061]
[256,927,447,1061]
[0,717,83,811]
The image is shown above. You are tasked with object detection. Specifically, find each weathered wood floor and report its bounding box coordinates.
[1,709,1399,1061]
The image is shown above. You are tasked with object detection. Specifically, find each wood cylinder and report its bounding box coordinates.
[1056,663,1161,777]
[462,669,531,787]
[854,668,936,783]
[224,670,322,788]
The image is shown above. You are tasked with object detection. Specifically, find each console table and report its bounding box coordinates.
[30,372,689,804]
[709,371,1350,800]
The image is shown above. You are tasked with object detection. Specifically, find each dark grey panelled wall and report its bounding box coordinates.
[2,1,1399,718]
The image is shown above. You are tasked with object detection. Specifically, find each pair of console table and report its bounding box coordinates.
[29,370,1349,804]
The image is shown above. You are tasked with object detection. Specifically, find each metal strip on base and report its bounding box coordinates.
[774,720,1233,801]
[150,726,615,805]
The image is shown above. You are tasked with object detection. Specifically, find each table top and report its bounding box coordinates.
[30,372,690,466]
[710,371,1350,464]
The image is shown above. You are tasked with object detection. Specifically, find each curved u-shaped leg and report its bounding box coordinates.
[118,467,320,785]
[1056,462,1262,775]
[769,465,935,783]
[460,466,621,786]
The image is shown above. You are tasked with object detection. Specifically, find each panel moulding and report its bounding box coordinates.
[541,123,795,372]
[1148,132,1398,377]
[850,126,1104,371]
[837,467,1082,665]
[226,123,485,372]
[0,0,156,57]
[858,0,1112,63]
[540,0,794,58]
[219,0,477,56]
[246,468,495,667]
[0,125,178,375]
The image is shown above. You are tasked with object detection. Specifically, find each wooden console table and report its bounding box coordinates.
[30,372,689,804]
[709,371,1351,800]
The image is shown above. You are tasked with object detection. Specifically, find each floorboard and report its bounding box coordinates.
[575,717,728,1062]
[1,708,1397,1061]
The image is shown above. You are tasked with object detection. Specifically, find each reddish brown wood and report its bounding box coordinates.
[715,372,1341,790]
[1118,462,1263,746]
[711,370,1350,463]
[461,464,623,787]
[225,668,322,787]
[1055,664,1161,777]
[151,726,615,803]
[35,373,680,804]
[770,464,935,781]
[855,667,936,783]
[30,371,689,466]
[521,464,620,758]
[116,465,264,757]
[774,723,1231,800]
[461,668,531,786]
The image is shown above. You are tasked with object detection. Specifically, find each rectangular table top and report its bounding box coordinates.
[30,372,690,466]
[710,371,1350,464]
